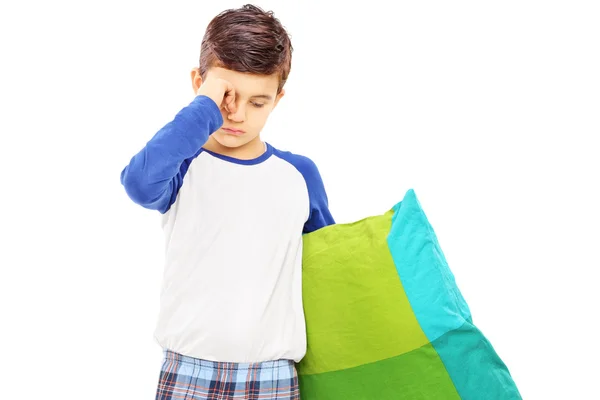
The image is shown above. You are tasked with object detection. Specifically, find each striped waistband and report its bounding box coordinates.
[163,349,295,371]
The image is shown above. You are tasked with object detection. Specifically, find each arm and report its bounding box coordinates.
[302,158,335,234]
[120,95,223,213]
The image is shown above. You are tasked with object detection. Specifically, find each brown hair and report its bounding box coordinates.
[199,4,293,93]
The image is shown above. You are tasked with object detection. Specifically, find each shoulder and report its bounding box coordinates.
[271,145,321,180]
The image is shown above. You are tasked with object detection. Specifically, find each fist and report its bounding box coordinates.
[196,77,237,114]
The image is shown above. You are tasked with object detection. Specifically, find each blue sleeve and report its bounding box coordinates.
[275,151,335,233]
[120,95,223,213]
[300,157,335,233]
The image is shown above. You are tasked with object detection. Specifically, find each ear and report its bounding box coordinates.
[191,68,203,94]
[273,88,285,108]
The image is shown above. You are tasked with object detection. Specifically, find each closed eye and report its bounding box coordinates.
[251,102,265,108]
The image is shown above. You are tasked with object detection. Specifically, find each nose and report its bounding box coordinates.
[227,100,245,123]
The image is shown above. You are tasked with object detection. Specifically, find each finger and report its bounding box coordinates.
[225,96,237,114]
[223,81,237,114]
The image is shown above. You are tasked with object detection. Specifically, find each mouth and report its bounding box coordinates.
[222,127,245,136]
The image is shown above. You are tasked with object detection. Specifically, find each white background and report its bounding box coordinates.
[1,0,598,399]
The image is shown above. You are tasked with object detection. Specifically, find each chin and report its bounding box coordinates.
[213,131,254,148]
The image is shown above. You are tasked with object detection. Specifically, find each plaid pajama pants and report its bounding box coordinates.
[155,349,300,400]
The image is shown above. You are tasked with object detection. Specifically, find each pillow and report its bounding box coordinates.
[297,189,522,399]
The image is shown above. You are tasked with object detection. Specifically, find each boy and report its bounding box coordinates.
[120,4,334,400]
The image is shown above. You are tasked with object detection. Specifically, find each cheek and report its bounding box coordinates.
[248,108,271,127]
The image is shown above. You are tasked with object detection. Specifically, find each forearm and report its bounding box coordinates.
[120,95,223,211]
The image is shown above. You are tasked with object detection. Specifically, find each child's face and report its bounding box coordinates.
[192,66,284,149]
